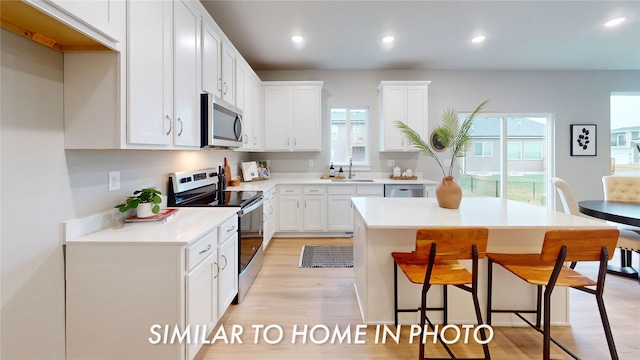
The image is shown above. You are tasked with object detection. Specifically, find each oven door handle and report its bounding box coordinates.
[239,198,264,216]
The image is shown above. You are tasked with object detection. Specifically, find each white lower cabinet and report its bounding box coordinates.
[327,186,356,231]
[65,214,238,360]
[218,233,238,314]
[303,186,327,231]
[263,187,277,249]
[278,186,303,231]
[186,248,217,360]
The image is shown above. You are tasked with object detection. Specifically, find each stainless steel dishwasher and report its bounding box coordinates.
[384,184,425,197]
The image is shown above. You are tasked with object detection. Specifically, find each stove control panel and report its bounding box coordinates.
[169,168,218,193]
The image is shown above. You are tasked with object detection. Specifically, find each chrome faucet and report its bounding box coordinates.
[348,157,355,179]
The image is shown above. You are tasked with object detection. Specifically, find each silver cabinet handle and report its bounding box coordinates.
[213,261,220,279]
[253,136,257,146]
[177,118,184,136]
[226,225,236,233]
[269,205,273,215]
[244,134,249,144]
[297,200,299,208]
[198,244,211,255]
[263,213,266,223]
[221,254,228,270]
[287,138,290,146]
[165,115,172,135]
[223,82,228,95]
[310,189,318,192]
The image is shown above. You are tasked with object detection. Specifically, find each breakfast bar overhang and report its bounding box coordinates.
[351,197,614,326]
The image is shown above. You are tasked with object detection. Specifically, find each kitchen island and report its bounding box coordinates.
[351,197,613,326]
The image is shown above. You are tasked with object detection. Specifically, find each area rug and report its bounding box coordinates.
[299,245,353,268]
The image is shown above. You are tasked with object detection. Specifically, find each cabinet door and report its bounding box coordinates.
[186,252,217,360]
[127,0,172,146]
[201,20,221,96]
[327,196,354,231]
[218,234,238,314]
[406,85,429,145]
[381,85,406,151]
[173,0,200,147]
[278,195,302,231]
[303,196,327,231]
[235,63,245,111]
[221,43,235,104]
[292,86,321,151]
[252,80,264,150]
[264,86,292,151]
[240,68,253,150]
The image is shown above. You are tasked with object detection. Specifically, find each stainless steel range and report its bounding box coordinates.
[167,168,263,304]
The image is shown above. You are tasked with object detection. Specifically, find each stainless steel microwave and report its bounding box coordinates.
[201,93,243,148]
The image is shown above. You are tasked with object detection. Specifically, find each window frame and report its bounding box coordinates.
[474,142,493,157]
[523,142,543,160]
[329,106,371,169]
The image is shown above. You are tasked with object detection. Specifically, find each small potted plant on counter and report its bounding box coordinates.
[115,188,163,218]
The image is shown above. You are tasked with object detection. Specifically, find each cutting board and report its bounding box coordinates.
[224,157,231,186]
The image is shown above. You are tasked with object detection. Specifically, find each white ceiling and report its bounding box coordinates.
[200,0,640,71]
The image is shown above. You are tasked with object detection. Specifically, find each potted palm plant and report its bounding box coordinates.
[396,99,489,209]
[115,188,163,218]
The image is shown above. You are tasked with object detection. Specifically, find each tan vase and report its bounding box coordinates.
[435,176,462,209]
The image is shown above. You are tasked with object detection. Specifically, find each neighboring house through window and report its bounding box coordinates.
[330,107,370,168]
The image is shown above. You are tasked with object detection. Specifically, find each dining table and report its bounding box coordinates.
[578,200,640,279]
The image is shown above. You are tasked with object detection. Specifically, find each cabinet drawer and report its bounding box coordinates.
[219,215,238,240]
[269,186,277,198]
[186,230,217,271]
[304,186,326,195]
[328,186,356,195]
[279,186,302,195]
[357,185,384,196]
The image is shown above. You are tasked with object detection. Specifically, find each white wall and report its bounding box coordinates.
[257,69,640,202]
[0,30,248,359]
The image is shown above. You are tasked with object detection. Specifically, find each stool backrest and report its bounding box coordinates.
[540,229,619,262]
[602,176,640,202]
[415,227,488,261]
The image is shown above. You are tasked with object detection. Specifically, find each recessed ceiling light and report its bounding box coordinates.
[604,17,625,27]
[291,35,304,43]
[471,35,486,43]
[382,35,395,43]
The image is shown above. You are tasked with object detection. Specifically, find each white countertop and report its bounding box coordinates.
[352,197,613,229]
[64,207,238,245]
[227,177,439,192]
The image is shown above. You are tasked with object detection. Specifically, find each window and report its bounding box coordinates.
[474,142,493,157]
[460,115,551,208]
[330,107,369,166]
[507,142,522,160]
[524,142,543,160]
[616,133,626,146]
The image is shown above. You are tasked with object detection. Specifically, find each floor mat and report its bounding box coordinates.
[299,245,353,268]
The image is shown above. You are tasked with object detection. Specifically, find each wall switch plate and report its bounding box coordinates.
[387,160,395,167]
[309,159,314,167]
[108,171,120,192]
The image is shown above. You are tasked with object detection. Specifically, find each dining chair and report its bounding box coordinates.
[602,175,640,283]
[392,227,491,360]
[486,229,620,360]
[550,177,580,216]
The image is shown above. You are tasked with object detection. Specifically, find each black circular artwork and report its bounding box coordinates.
[430,130,446,151]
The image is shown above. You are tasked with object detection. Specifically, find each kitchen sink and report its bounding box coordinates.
[331,179,375,182]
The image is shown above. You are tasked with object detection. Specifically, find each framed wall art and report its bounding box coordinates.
[570,124,596,156]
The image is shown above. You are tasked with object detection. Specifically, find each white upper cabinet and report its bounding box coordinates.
[221,43,236,104]
[24,0,125,50]
[378,81,430,151]
[201,18,222,96]
[263,81,323,151]
[127,0,200,148]
[172,0,201,147]
[238,64,263,151]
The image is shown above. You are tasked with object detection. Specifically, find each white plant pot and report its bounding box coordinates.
[136,203,154,218]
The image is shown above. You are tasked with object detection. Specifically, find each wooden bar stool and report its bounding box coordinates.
[392,227,491,360]
[486,229,619,360]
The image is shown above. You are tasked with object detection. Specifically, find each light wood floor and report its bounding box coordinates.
[195,238,640,360]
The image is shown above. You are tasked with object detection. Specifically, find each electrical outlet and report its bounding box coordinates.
[387,160,395,167]
[309,159,314,167]
[108,171,120,192]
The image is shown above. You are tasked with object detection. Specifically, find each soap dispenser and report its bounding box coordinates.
[393,165,401,178]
